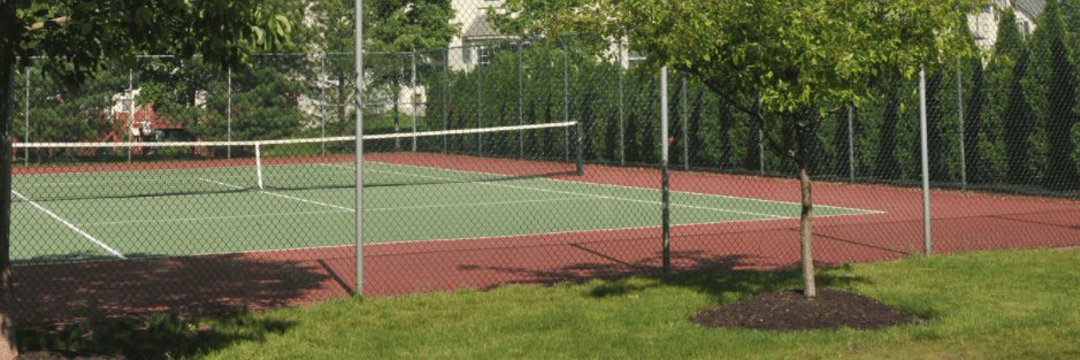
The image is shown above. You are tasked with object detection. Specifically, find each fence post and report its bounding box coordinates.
[957,58,967,188]
[617,41,626,166]
[681,77,689,170]
[919,67,933,256]
[576,122,585,176]
[563,42,571,162]
[477,44,484,154]
[228,67,233,158]
[518,40,525,158]
[848,105,855,182]
[660,67,672,274]
[24,67,30,166]
[320,55,327,155]
[443,48,450,152]
[411,50,418,152]
[354,0,366,297]
[395,55,403,150]
[127,68,134,163]
[756,93,765,174]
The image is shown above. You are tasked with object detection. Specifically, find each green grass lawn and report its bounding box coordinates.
[18,248,1080,359]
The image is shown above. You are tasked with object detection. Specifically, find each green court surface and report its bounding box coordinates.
[10,160,876,264]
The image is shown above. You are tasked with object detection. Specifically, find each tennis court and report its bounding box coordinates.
[11,151,878,264]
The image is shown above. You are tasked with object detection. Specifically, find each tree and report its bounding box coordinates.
[0,1,290,357]
[524,0,980,298]
[306,0,456,142]
[985,10,1034,184]
[1027,0,1079,190]
[965,54,990,184]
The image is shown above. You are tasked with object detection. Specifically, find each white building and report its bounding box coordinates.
[969,0,1045,49]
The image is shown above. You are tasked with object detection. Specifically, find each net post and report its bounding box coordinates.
[255,143,265,190]
[660,66,672,274]
[576,122,584,176]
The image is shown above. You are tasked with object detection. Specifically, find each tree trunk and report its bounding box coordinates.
[0,41,20,360]
[798,163,816,298]
[796,119,816,299]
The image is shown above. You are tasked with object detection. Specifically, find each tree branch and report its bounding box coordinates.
[25,16,70,33]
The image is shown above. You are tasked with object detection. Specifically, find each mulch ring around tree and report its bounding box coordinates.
[690,288,922,331]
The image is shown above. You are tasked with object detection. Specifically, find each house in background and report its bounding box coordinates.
[969,0,1045,49]
[449,0,515,71]
[109,89,185,145]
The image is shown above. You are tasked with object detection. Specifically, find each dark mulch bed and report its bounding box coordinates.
[690,288,921,331]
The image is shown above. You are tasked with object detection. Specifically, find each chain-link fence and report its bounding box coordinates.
[8,2,1080,327]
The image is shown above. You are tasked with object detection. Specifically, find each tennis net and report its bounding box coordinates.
[12,122,583,202]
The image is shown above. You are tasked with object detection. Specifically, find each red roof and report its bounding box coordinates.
[115,102,183,130]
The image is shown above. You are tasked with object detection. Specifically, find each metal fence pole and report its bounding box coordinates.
[758,126,765,175]
[660,67,672,274]
[24,67,30,166]
[563,42,570,162]
[354,0,366,297]
[518,40,525,158]
[320,55,327,155]
[127,68,134,163]
[919,67,933,256]
[443,48,450,152]
[681,77,689,170]
[617,41,626,166]
[477,44,483,154]
[957,59,967,188]
[411,50,418,152]
[756,93,765,174]
[848,105,855,182]
[227,67,233,158]
[395,58,403,150]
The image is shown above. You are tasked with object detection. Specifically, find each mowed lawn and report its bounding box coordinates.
[20,248,1080,359]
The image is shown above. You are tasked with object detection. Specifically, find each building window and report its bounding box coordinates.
[479,45,495,67]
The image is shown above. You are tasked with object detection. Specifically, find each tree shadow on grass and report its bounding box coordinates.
[9,251,351,358]
[477,248,869,303]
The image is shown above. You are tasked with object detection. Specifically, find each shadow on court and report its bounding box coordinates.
[10,253,351,326]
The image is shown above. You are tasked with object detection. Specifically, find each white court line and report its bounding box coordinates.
[82,197,590,227]
[17,210,874,267]
[18,174,250,187]
[363,161,884,215]
[11,190,127,259]
[82,209,350,226]
[199,178,355,212]
[322,163,787,219]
